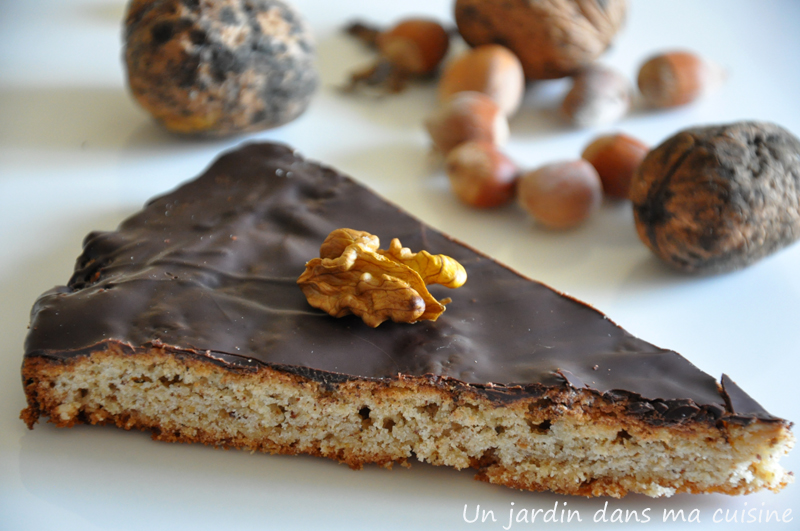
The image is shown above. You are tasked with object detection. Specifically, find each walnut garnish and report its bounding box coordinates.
[379,237,467,289]
[298,228,467,327]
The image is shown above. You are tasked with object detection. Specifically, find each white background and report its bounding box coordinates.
[1,0,798,529]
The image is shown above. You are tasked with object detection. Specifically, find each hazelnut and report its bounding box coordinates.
[631,122,800,274]
[637,51,725,108]
[445,141,519,208]
[561,64,631,127]
[454,0,627,80]
[124,0,318,136]
[425,92,509,155]
[518,160,602,229]
[581,133,648,199]
[376,19,450,75]
[345,18,449,93]
[438,44,525,116]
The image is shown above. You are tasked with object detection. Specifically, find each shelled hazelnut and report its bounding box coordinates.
[517,160,603,229]
[561,64,631,127]
[425,92,509,155]
[582,133,649,198]
[445,141,519,208]
[345,18,450,93]
[438,44,525,116]
[637,51,725,108]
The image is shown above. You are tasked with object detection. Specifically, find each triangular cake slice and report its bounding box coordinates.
[21,143,793,497]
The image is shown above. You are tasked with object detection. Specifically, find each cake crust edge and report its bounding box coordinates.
[21,345,795,498]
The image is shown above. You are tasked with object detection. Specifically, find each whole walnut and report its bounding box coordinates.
[630,122,800,274]
[124,0,318,136]
[454,0,627,80]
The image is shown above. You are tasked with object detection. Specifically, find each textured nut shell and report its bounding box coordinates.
[630,122,800,273]
[438,44,525,116]
[125,0,318,136]
[454,0,627,80]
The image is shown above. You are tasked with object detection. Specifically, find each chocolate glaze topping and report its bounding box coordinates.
[25,143,780,424]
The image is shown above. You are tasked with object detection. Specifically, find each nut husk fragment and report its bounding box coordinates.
[344,18,450,94]
[630,122,800,273]
[454,0,627,80]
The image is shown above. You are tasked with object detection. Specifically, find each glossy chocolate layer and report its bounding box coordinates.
[25,143,779,423]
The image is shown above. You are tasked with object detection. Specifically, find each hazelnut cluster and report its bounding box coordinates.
[432,126,649,230]
[422,43,650,229]
[425,45,526,209]
[518,133,648,229]
[427,47,725,229]
[342,15,726,232]
[343,14,724,118]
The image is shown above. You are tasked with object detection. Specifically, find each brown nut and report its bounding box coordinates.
[637,51,725,108]
[630,122,800,274]
[377,19,450,75]
[454,0,627,80]
[345,18,449,93]
[124,0,318,136]
[582,133,649,199]
[425,92,509,154]
[438,44,525,116]
[518,160,602,229]
[562,64,631,127]
[445,141,519,208]
[298,228,466,327]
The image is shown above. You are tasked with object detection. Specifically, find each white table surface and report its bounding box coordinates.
[1,1,798,529]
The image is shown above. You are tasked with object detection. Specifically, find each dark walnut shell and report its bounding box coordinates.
[454,0,627,80]
[630,122,800,274]
[124,0,318,136]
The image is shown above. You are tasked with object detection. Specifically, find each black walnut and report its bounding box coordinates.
[124,0,318,136]
[630,122,800,273]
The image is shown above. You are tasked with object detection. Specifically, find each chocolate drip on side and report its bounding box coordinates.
[721,374,781,425]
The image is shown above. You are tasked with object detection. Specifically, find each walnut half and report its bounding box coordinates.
[297,228,467,327]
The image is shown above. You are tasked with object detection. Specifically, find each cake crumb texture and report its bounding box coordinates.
[21,345,794,498]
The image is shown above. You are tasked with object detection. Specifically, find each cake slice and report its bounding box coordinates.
[21,143,793,498]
